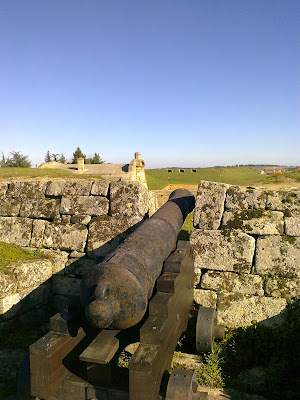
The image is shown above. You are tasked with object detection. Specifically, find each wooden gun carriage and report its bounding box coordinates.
[17,190,224,400]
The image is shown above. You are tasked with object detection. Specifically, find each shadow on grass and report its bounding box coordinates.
[219,300,300,399]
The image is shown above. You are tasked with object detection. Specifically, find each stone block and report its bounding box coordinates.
[0,271,17,298]
[110,181,149,219]
[0,293,20,316]
[30,220,48,247]
[61,196,109,216]
[7,180,48,200]
[201,271,264,295]
[52,275,81,296]
[34,248,69,274]
[193,181,227,229]
[10,259,52,289]
[222,210,284,235]
[265,277,300,298]
[148,190,159,216]
[0,217,32,246]
[0,348,28,380]
[65,257,96,277]
[217,292,287,328]
[194,267,201,286]
[70,251,86,258]
[62,215,71,223]
[190,229,255,273]
[266,190,300,216]
[91,180,110,196]
[0,283,51,319]
[285,217,300,236]
[194,289,217,308]
[0,197,21,216]
[51,295,70,312]
[18,304,49,326]
[87,215,131,257]
[43,222,88,252]
[0,182,8,197]
[70,215,91,225]
[225,186,267,210]
[46,180,92,196]
[255,236,300,278]
[19,198,60,219]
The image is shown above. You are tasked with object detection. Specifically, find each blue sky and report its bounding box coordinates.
[0,0,299,168]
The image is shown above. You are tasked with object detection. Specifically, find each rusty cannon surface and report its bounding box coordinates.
[80,188,195,330]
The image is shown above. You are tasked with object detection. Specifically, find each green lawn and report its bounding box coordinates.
[1,166,298,189]
[0,168,104,180]
[146,167,266,190]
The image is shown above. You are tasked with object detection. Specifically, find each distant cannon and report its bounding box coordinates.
[80,188,195,329]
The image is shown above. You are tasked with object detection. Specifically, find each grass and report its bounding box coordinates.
[0,242,45,271]
[178,211,194,241]
[0,167,104,180]
[146,167,266,190]
[174,299,300,399]
[1,166,298,189]
[262,168,300,185]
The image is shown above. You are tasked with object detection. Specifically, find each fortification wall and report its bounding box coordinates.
[1,178,299,330]
[191,181,300,328]
[0,179,157,324]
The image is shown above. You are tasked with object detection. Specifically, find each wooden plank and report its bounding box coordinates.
[156,272,181,293]
[30,328,85,399]
[50,312,74,334]
[176,240,189,250]
[143,248,194,345]
[79,329,120,364]
[128,343,161,372]
[149,292,173,317]
[163,253,184,273]
[128,245,194,400]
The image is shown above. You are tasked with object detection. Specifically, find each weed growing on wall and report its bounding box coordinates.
[174,299,300,398]
[178,211,194,241]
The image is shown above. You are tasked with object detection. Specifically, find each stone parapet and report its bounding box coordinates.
[0,179,157,323]
[190,229,255,273]
[193,181,228,229]
[191,180,300,328]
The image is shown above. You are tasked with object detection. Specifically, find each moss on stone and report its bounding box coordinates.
[282,236,296,244]
[0,242,43,270]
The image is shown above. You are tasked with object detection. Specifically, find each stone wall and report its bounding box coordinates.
[191,181,300,328]
[1,178,299,330]
[0,179,157,323]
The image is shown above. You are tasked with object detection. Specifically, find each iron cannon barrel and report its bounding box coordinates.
[80,189,195,329]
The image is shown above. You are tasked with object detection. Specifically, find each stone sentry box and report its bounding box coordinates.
[0,179,157,324]
[190,181,300,328]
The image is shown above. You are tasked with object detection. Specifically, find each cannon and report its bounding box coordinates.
[80,188,195,330]
[18,190,225,400]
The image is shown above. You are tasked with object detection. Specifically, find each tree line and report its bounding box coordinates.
[0,147,104,168]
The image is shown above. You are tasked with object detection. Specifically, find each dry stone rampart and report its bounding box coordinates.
[0,179,157,324]
[191,181,300,328]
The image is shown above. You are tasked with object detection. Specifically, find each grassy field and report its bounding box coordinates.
[0,168,104,180]
[0,166,299,189]
[261,168,300,185]
[145,167,266,190]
